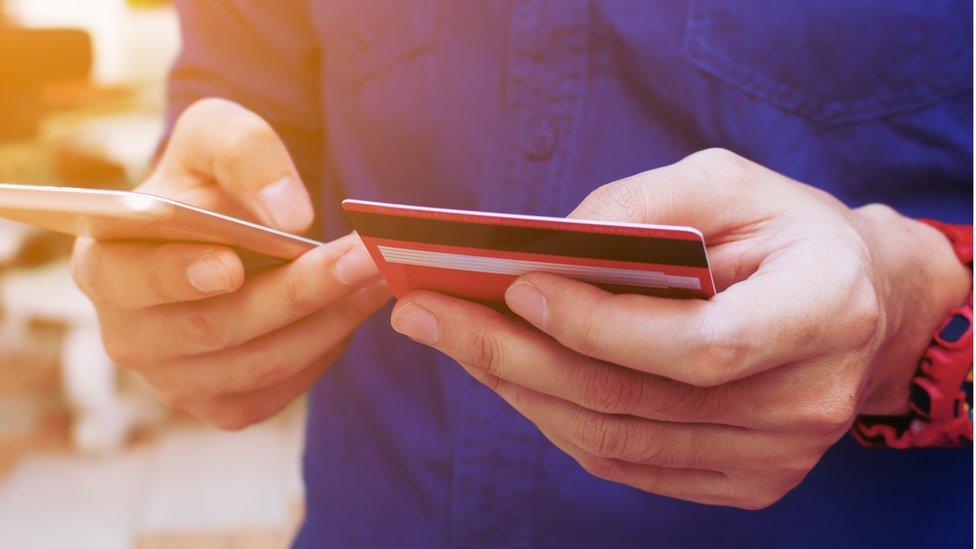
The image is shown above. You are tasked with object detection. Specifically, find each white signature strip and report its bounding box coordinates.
[377,245,701,290]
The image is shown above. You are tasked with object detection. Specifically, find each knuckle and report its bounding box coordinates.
[480,372,504,393]
[207,402,271,432]
[574,410,674,466]
[145,255,178,303]
[737,489,787,511]
[781,450,823,478]
[689,147,747,172]
[578,455,622,482]
[687,339,747,387]
[505,381,528,409]
[578,363,644,415]
[798,392,858,433]
[210,408,261,432]
[750,470,809,510]
[227,351,293,393]
[463,330,503,374]
[184,97,231,118]
[177,98,235,136]
[684,317,756,387]
[660,383,711,418]
[100,329,144,368]
[333,292,370,322]
[724,476,795,511]
[846,282,883,346]
[631,437,670,467]
[575,411,626,458]
[583,180,647,222]
[784,470,815,498]
[692,147,740,164]
[857,202,898,222]
[181,307,231,351]
[139,368,204,410]
[175,99,208,128]
[685,148,754,189]
[689,362,730,389]
[634,473,664,496]
[222,116,275,166]
[574,310,609,358]
[155,388,191,411]
[284,271,327,316]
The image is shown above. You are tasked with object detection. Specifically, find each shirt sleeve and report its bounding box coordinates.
[165,0,323,201]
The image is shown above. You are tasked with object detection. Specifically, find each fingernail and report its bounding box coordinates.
[334,245,379,285]
[256,176,314,231]
[187,255,233,293]
[391,302,438,345]
[505,281,547,327]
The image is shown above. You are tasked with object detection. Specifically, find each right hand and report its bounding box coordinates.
[71,98,391,430]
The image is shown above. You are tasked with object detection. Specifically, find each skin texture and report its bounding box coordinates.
[390,148,972,509]
[71,98,392,430]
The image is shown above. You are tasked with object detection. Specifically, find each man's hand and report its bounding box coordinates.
[389,148,970,509]
[72,98,391,430]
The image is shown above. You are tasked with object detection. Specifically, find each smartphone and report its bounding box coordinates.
[0,183,322,266]
[342,199,715,304]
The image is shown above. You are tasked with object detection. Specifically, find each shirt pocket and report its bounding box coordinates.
[314,0,436,86]
[682,0,973,126]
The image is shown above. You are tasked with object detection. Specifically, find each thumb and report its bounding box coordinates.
[160,98,314,233]
[569,148,788,238]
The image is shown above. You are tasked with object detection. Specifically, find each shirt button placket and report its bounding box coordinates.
[447,1,589,548]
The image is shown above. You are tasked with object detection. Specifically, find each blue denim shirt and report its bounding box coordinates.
[167,1,973,547]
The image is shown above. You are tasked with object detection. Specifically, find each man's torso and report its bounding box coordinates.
[168,1,974,547]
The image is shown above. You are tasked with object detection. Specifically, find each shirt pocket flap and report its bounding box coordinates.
[683,0,973,126]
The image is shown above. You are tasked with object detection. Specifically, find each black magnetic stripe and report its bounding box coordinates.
[344,210,708,267]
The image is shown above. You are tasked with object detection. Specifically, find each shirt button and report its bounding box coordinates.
[522,120,557,161]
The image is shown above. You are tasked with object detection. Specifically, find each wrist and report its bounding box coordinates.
[852,205,971,415]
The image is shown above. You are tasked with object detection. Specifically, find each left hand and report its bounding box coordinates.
[389,149,971,509]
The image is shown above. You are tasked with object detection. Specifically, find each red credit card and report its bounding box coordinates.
[342,199,715,304]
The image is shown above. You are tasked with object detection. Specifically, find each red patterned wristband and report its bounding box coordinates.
[852,220,973,448]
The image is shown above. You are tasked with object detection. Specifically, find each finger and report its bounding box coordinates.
[550,150,842,387]
[460,365,769,471]
[568,149,807,291]
[148,280,389,399]
[393,286,842,432]
[100,233,383,363]
[504,269,836,386]
[568,148,791,237]
[72,238,245,309]
[157,98,314,232]
[460,367,734,505]
[542,429,734,507]
[544,422,805,510]
[184,346,343,431]
[391,289,745,424]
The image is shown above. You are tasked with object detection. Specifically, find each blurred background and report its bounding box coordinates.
[0,1,305,547]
